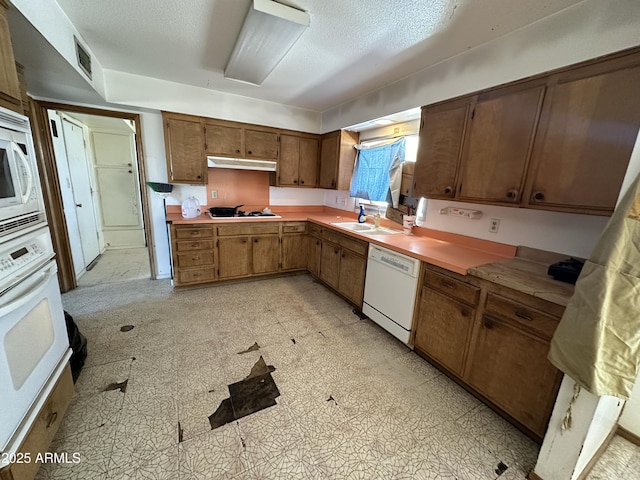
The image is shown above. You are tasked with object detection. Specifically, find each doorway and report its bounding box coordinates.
[29,101,155,291]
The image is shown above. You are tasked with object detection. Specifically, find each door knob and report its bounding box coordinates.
[76,203,82,207]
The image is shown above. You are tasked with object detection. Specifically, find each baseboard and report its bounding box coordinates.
[617,425,640,446]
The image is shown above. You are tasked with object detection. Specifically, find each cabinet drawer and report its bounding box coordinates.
[174,226,214,239]
[176,267,216,284]
[425,269,480,306]
[283,222,307,233]
[175,239,214,252]
[323,230,368,256]
[5,364,74,480]
[217,223,280,236]
[176,251,214,268]
[309,223,322,236]
[484,293,559,340]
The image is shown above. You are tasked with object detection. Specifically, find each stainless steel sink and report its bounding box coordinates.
[331,222,401,235]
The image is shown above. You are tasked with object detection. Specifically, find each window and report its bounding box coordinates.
[350,138,405,208]
[404,134,419,162]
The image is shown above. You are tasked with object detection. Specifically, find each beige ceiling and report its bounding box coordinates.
[11,0,586,113]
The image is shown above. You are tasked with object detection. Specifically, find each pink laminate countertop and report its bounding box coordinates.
[167,207,516,275]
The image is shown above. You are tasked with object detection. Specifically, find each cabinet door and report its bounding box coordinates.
[414,288,474,376]
[320,241,341,289]
[217,237,251,279]
[163,114,206,184]
[244,128,278,160]
[338,250,366,307]
[205,121,242,157]
[466,315,562,438]
[282,234,308,271]
[318,132,339,189]
[298,137,318,187]
[413,100,469,198]
[458,85,544,203]
[526,63,640,214]
[307,236,322,276]
[0,4,22,113]
[252,235,280,274]
[278,134,299,186]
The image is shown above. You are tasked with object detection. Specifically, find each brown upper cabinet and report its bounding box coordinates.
[277,133,319,187]
[162,112,206,184]
[319,130,359,190]
[458,84,545,204]
[205,118,279,161]
[413,47,640,216]
[0,0,23,114]
[524,55,640,214]
[413,98,470,199]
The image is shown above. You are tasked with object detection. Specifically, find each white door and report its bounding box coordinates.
[48,112,85,276]
[91,131,145,248]
[62,119,101,266]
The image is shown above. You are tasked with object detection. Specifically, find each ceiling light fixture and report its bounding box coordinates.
[225,0,310,86]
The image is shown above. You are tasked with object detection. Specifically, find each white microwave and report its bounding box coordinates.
[0,106,46,239]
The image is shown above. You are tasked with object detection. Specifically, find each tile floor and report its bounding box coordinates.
[35,250,639,479]
[77,247,150,287]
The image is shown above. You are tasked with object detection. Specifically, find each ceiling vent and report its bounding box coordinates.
[74,37,92,79]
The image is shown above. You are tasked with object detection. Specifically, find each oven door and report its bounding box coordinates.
[0,260,69,451]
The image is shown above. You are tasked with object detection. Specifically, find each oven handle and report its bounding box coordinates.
[11,141,33,204]
[0,263,56,312]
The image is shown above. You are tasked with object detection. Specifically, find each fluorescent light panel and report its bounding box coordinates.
[225,0,310,86]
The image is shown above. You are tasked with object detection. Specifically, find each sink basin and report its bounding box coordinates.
[331,222,401,235]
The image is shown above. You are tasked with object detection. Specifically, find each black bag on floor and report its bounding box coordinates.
[64,311,87,382]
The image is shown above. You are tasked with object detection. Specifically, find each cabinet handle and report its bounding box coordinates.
[46,411,58,428]
[191,232,199,236]
[316,240,320,245]
[461,309,470,317]
[300,180,304,184]
[254,238,259,243]
[515,311,532,321]
[444,186,453,195]
[341,253,345,258]
[247,150,253,155]
[334,249,339,254]
[483,320,493,329]
[440,280,455,289]
[241,239,247,243]
[532,191,545,202]
[505,189,518,200]
[197,175,201,179]
[293,179,298,184]
[236,149,240,153]
[194,272,201,277]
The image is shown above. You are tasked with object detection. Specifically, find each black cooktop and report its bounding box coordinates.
[210,210,278,218]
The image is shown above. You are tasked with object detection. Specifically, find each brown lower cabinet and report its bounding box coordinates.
[316,228,368,307]
[171,225,216,286]
[172,222,311,285]
[0,364,74,480]
[216,223,280,280]
[414,264,563,441]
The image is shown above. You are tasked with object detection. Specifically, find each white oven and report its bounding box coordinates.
[0,226,70,453]
[0,106,46,240]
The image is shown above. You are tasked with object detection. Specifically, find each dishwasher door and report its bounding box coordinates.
[362,245,420,345]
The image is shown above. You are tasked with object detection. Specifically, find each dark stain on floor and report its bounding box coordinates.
[326,395,338,405]
[103,379,128,393]
[495,462,508,475]
[208,356,280,430]
[237,342,260,354]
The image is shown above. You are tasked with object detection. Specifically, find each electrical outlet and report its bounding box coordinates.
[489,218,500,233]
[342,197,348,206]
[335,196,340,205]
[211,190,218,199]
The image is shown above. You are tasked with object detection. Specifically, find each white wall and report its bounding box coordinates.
[424,200,609,258]
[322,0,640,131]
[619,380,640,434]
[104,71,321,134]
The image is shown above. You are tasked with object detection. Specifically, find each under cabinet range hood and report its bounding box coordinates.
[207,156,277,172]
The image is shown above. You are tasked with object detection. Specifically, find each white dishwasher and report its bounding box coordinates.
[362,245,421,345]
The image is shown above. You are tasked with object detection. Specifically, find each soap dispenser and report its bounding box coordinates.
[357,205,366,223]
